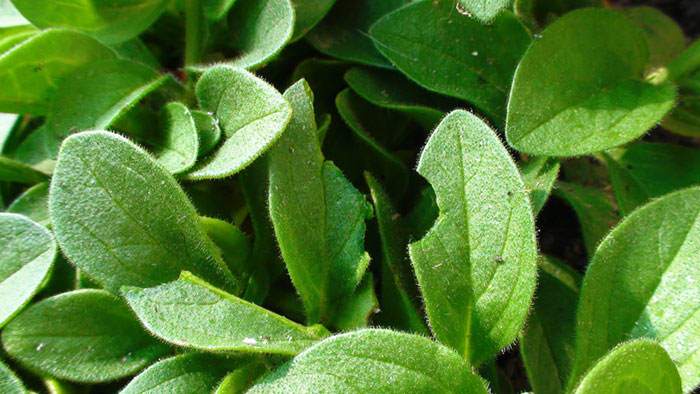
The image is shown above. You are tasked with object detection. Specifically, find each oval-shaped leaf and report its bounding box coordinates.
[506,8,676,156]
[148,102,199,175]
[2,289,170,383]
[123,272,327,356]
[0,29,116,114]
[370,0,530,123]
[268,80,371,325]
[569,187,700,392]
[624,6,685,70]
[49,131,238,293]
[187,66,291,179]
[0,213,55,327]
[408,110,538,364]
[192,110,222,157]
[605,142,700,215]
[290,0,336,41]
[121,353,235,394]
[306,0,409,68]
[247,329,489,393]
[10,0,169,44]
[573,339,682,394]
[7,182,49,226]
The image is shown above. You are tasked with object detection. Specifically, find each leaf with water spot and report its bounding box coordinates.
[408,110,538,364]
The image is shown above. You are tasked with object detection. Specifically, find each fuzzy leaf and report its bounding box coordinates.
[0,29,116,114]
[573,340,682,394]
[149,102,199,175]
[520,157,560,215]
[7,182,49,226]
[569,187,700,392]
[370,0,530,123]
[506,8,676,156]
[121,353,235,394]
[0,359,26,394]
[2,289,169,383]
[123,272,328,356]
[456,0,513,22]
[408,110,538,364]
[248,329,489,393]
[187,66,291,179]
[0,213,55,327]
[268,80,371,325]
[192,110,222,158]
[49,131,238,293]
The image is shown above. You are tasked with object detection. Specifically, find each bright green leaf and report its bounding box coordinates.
[520,157,560,215]
[370,0,530,123]
[7,182,49,226]
[456,0,513,22]
[49,131,238,293]
[573,339,682,394]
[408,110,538,364]
[268,80,371,325]
[0,29,116,114]
[0,213,55,327]
[187,66,292,180]
[122,272,328,356]
[192,110,222,158]
[569,187,700,392]
[506,8,676,156]
[148,102,199,175]
[247,329,489,394]
[2,289,170,383]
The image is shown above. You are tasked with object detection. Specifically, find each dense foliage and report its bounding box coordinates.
[0,0,699,393]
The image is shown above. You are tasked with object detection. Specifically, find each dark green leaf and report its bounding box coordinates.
[371,0,530,123]
[49,131,238,293]
[624,6,685,70]
[0,156,47,184]
[290,0,336,41]
[2,289,170,383]
[408,110,538,364]
[0,358,26,394]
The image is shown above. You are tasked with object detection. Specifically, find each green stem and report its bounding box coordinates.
[184,0,202,67]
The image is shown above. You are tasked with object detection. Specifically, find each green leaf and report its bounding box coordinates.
[187,66,291,180]
[268,80,371,325]
[662,72,700,137]
[668,39,700,82]
[370,0,530,123]
[506,8,676,156]
[329,273,377,331]
[408,110,538,364]
[0,213,55,327]
[290,0,336,41]
[520,256,580,394]
[0,358,26,394]
[569,187,700,392]
[214,362,266,393]
[573,339,682,394]
[605,142,700,215]
[14,58,170,165]
[365,172,426,334]
[344,67,456,130]
[624,6,685,70]
[2,289,169,383]
[121,353,235,394]
[199,216,254,292]
[513,0,601,29]
[0,24,34,54]
[10,0,169,44]
[335,88,409,197]
[148,102,199,175]
[122,272,328,356]
[456,0,513,22]
[247,329,489,393]
[0,29,116,114]
[306,0,409,68]
[553,181,619,255]
[49,131,238,293]
[203,0,237,20]
[195,0,294,70]
[192,110,222,157]
[0,156,47,184]
[520,157,560,215]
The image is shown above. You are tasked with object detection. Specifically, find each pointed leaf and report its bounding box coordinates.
[123,272,328,356]
[49,131,238,293]
[570,187,700,392]
[506,8,676,156]
[408,110,538,363]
